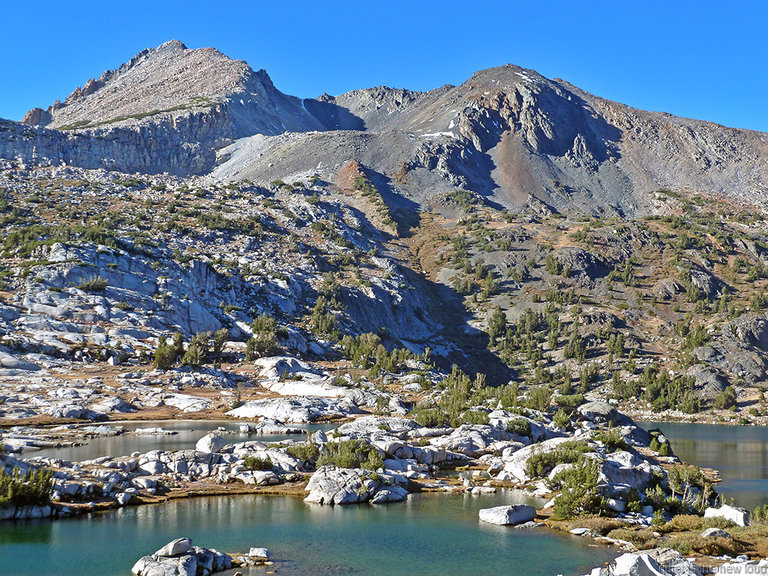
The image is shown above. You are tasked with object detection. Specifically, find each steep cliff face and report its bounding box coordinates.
[2,114,219,175]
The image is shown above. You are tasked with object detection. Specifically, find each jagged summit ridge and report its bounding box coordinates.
[22,40,322,136]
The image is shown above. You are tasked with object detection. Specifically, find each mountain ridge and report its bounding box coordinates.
[7,40,768,216]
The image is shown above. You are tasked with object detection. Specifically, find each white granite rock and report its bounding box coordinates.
[704,504,750,526]
[478,505,536,526]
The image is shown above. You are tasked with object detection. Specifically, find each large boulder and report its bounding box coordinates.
[337,416,419,438]
[687,265,722,301]
[244,419,303,435]
[704,504,750,526]
[600,450,658,496]
[155,538,193,558]
[578,401,630,426]
[701,527,730,539]
[584,548,701,576]
[653,280,685,301]
[478,505,536,526]
[304,466,379,505]
[612,553,669,576]
[695,344,767,389]
[497,436,576,482]
[131,538,233,576]
[555,247,609,283]
[131,554,197,576]
[431,424,512,457]
[487,411,547,442]
[685,365,729,402]
[227,397,361,423]
[164,394,211,413]
[232,546,271,567]
[247,547,270,561]
[304,466,407,506]
[0,348,40,373]
[728,313,768,351]
[254,356,323,380]
[195,433,227,454]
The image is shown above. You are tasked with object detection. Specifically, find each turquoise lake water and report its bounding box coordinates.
[0,490,615,576]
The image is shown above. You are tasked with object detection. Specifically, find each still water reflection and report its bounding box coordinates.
[33,421,335,461]
[640,421,768,510]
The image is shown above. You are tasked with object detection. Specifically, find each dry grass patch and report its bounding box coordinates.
[558,516,624,536]
[606,527,659,549]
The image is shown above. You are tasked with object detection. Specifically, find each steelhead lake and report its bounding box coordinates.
[2,421,766,575]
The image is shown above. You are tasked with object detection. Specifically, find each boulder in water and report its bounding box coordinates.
[478,505,536,526]
[132,537,235,576]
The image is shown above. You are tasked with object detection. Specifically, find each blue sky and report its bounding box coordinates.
[2,1,767,131]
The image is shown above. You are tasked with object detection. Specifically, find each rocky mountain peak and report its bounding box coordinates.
[155,39,187,52]
[23,40,254,130]
[463,63,547,90]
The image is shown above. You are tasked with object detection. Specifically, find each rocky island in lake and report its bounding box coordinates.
[2,17,768,576]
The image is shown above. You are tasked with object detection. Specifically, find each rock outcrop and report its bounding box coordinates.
[131,537,268,576]
[304,466,409,505]
[583,549,702,576]
[8,41,322,176]
[478,504,536,526]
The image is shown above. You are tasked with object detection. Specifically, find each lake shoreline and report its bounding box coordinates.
[3,409,768,574]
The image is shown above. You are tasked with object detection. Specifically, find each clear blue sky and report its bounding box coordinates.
[2,1,767,131]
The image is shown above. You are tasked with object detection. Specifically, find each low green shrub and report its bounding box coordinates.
[456,410,489,426]
[526,440,594,478]
[592,427,628,452]
[657,514,703,533]
[246,333,279,359]
[154,333,183,370]
[644,485,667,511]
[241,456,273,471]
[649,433,673,456]
[605,527,658,549]
[340,332,416,375]
[78,276,108,292]
[551,456,604,519]
[0,467,52,508]
[526,386,552,411]
[410,408,449,428]
[714,386,737,410]
[181,332,211,367]
[555,394,585,409]
[317,440,383,470]
[552,408,571,429]
[507,418,532,437]
[753,504,768,524]
[658,514,735,535]
[286,442,320,464]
